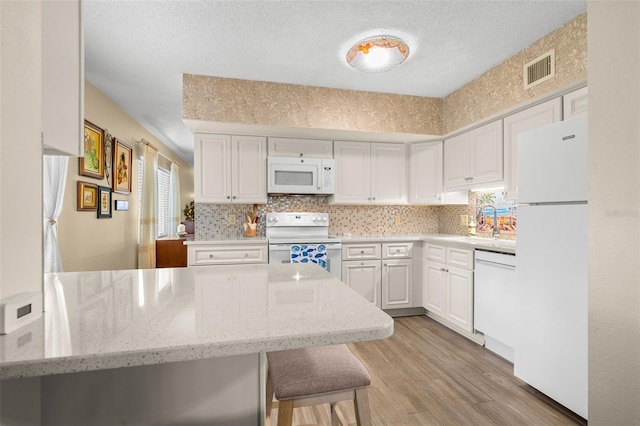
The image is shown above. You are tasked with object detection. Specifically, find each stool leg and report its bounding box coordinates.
[330,402,340,426]
[354,388,371,426]
[277,400,295,426]
[266,372,274,425]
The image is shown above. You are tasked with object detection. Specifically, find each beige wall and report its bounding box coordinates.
[588,2,639,424]
[57,81,194,272]
[0,1,43,300]
[183,74,443,136]
[444,13,587,134]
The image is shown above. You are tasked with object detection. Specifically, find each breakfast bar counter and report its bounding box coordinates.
[0,264,393,425]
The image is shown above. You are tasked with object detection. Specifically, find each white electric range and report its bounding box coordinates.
[265,212,342,280]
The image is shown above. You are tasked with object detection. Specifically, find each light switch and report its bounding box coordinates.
[229,214,236,225]
[394,215,402,225]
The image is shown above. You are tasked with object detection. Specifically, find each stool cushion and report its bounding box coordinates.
[267,344,370,400]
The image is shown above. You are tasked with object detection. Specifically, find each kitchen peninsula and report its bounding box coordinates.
[0,264,393,425]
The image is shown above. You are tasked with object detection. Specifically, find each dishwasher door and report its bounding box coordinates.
[474,250,516,362]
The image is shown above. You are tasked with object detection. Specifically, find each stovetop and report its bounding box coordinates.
[266,212,340,244]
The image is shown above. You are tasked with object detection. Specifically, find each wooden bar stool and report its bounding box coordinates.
[266,344,372,426]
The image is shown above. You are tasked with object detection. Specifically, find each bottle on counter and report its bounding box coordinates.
[468,217,476,236]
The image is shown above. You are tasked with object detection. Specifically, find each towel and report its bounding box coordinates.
[290,244,327,269]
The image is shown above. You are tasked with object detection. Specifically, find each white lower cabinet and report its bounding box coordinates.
[187,242,268,266]
[423,243,474,333]
[342,260,382,307]
[342,242,415,310]
[382,259,412,309]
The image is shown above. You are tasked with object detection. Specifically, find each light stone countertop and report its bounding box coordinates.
[0,264,393,380]
[340,234,516,255]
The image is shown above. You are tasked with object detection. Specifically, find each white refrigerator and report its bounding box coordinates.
[514,114,588,419]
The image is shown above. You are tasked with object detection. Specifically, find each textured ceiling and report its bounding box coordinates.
[84,1,587,164]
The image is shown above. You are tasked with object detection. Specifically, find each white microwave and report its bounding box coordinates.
[267,156,335,195]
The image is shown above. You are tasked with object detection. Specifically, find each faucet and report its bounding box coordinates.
[480,205,500,238]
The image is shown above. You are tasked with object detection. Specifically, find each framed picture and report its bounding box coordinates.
[98,185,112,218]
[77,181,98,211]
[112,138,133,194]
[80,120,105,179]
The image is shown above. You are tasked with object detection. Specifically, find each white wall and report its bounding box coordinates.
[0,1,43,299]
[588,1,640,424]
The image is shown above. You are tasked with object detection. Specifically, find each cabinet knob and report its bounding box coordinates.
[226,196,231,199]
[395,249,400,253]
[299,153,303,157]
[244,253,248,258]
[384,263,387,267]
[372,197,376,201]
[360,250,365,254]
[209,254,214,259]
[367,197,371,201]
[232,196,237,199]
[360,262,364,266]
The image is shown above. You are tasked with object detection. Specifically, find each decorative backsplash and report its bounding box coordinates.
[195,197,443,240]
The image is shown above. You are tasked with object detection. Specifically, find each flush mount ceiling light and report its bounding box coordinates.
[346,36,410,72]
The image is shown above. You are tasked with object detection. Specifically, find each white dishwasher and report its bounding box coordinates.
[474,249,516,362]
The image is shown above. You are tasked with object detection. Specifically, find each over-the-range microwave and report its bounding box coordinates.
[267,156,335,195]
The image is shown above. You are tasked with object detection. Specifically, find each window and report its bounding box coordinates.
[156,167,171,237]
[138,159,173,239]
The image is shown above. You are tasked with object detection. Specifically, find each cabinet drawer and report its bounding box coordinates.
[342,243,381,260]
[446,247,474,270]
[189,245,268,266]
[424,244,446,263]
[382,242,413,259]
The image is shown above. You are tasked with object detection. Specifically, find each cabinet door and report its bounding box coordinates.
[503,98,562,199]
[409,141,444,204]
[563,86,588,120]
[382,259,412,309]
[468,120,503,185]
[446,266,474,332]
[231,135,267,203]
[443,133,470,188]
[194,134,231,203]
[371,143,407,204]
[42,0,83,156]
[423,261,446,319]
[267,137,333,158]
[342,260,381,308]
[333,141,371,204]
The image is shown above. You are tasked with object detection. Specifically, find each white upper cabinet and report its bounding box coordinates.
[267,137,333,158]
[42,0,84,156]
[409,141,444,204]
[194,134,267,203]
[444,120,503,190]
[563,86,588,119]
[333,141,406,204]
[503,97,562,200]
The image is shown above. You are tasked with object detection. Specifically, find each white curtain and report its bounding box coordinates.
[138,143,158,269]
[44,273,72,357]
[43,155,68,273]
[169,162,181,236]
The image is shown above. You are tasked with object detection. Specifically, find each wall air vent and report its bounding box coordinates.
[523,49,555,90]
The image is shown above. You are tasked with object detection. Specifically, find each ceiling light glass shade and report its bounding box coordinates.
[346,36,410,72]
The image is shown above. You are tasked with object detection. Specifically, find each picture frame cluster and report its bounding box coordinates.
[77,120,132,218]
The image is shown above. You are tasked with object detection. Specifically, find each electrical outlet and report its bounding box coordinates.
[229,214,236,225]
[395,215,402,225]
[460,215,469,226]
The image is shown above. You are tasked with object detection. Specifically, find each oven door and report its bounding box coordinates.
[268,243,342,281]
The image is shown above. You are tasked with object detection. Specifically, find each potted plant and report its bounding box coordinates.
[182,200,195,234]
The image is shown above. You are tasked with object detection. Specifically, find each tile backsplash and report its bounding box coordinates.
[195,196,445,240]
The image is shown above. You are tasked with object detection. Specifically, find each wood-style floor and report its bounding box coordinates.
[268,315,586,426]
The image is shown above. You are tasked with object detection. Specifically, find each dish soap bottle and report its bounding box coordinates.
[468,217,476,236]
